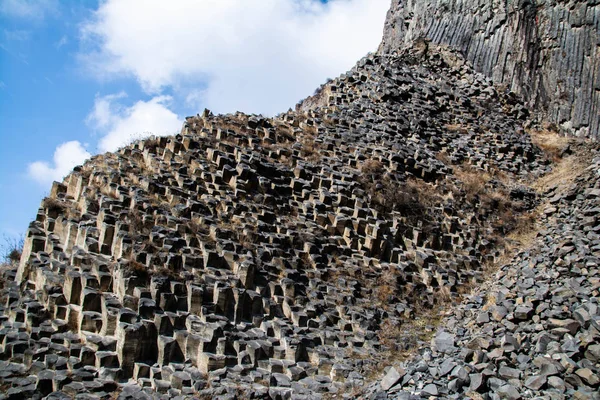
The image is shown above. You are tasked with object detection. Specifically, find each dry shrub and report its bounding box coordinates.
[155,267,179,280]
[42,197,66,214]
[435,285,453,303]
[377,308,442,363]
[360,159,384,177]
[454,166,491,200]
[300,135,321,163]
[445,123,470,134]
[367,177,439,220]
[504,209,538,244]
[404,178,438,209]
[1,235,23,264]
[436,150,451,165]
[128,209,148,235]
[529,124,570,162]
[185,219,208,236]
[375,269,397,305]
[129,260,147,274]
[482,190,511,213]
[532,152,590,194]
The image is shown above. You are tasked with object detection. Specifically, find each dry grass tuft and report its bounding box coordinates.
[532,153,588,194]
[42,197,67,218]
[360,159,385,176]
[300,135,321,163]
[374,269,397,305]
[445,123,470,134]
[435,150,451,164]
[529,125,570,162]
[377,307,443,364]
[1,235,23,264]
[454,166,492,200]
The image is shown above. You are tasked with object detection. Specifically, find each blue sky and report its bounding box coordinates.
[0,0,389,240]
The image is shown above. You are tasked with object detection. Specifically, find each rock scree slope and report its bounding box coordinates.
[0,1,599,400]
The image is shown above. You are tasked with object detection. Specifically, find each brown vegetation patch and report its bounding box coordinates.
[532,153,589,194]
[445,123,470,134]
[453,165,492,200]
[42,197,66,214]
[529,125,570,162]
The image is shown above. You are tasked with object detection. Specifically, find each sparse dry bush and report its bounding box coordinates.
[1,234,23,266]
[155,267,179,280]
[185,219,208,236]
[367,176,438,220]
[42,197,66,214]
[377,308,442,364]
[2,235,23,264]
[529,124,570,162]
[445,123,470,134]
[435,150,451,164]
[435,285,453,304]
[300,135,321,163]
[128,209,148,235]
[360,159,385,177]
[505,209,538,247]
[375,269,397,305]
[454,166,491,200]
[481,190,511,213]
[143,136,162,153]
[129,260,147,274]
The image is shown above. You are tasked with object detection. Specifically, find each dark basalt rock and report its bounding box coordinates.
[380,0,600,139]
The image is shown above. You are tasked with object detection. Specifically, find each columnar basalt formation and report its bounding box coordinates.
[0,2,599,399]
[380,0,600,139]
[0,46,552,399]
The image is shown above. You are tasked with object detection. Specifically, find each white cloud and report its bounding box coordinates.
[55,35,68,49]
[3,29,31,41]
[28,141,91,186]
[86,93,181,152]
[86,91,127,130]
[80,0,389,115]
[0,0,58,20]
[28,94,180,186]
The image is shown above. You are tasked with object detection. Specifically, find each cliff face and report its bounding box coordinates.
[380,0,600,139]
[1,44,554,398]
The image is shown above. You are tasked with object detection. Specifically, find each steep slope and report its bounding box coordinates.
[0,44,552,399]
[366,143,600,399]
[380,0,600,139]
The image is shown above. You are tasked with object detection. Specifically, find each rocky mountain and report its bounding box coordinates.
[0,1,598,400]
[381,0,600,139]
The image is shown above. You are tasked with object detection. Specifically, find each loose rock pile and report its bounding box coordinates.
[0,43,586,399]
[367,147,600,399]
